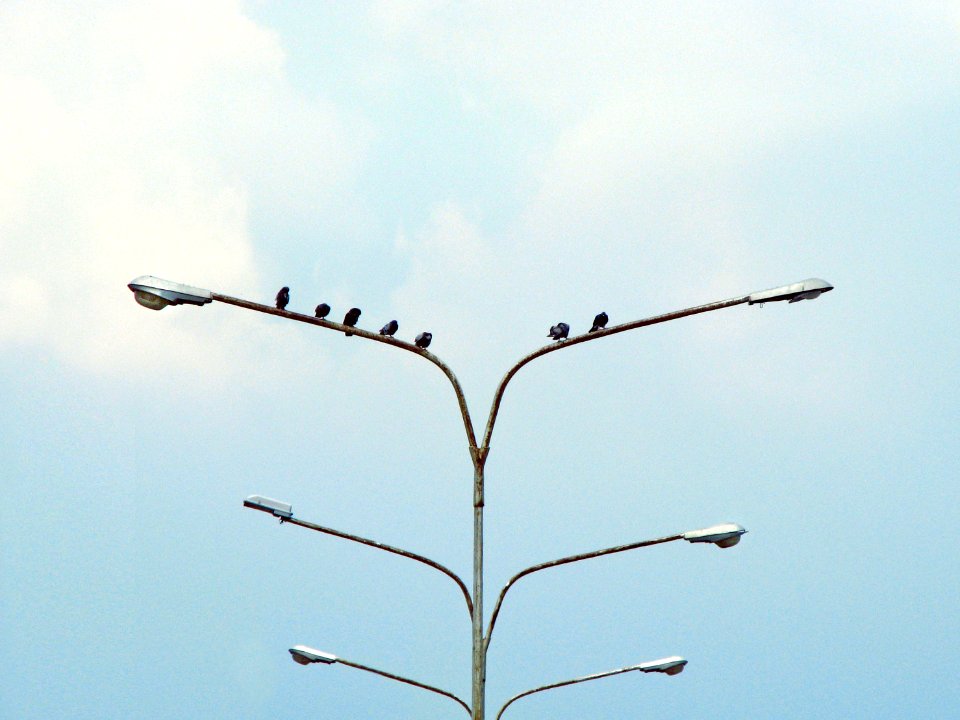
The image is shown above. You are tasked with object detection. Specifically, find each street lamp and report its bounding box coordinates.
[682,522,747,548]
[127,275,212,310]
[747,277,833,304]
[132,274,832,719]
[288,645,472,716]
[243,495,293,519]
[494,657,688,720]
[639,656,689,675]
[289,645,336,665]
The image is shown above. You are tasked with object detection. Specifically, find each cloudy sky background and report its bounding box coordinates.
[2,2,958,718]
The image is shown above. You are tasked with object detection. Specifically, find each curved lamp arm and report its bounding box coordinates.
[494,657,687,720]
[337,657,472,716]
[279,515,473,617]
[290,646,471,716]
[484,533,683,649]
[211,292,480,450]
[481,295,749,450]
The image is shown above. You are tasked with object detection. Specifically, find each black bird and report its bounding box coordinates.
[379,320,399,337]
[548,322,570,341]
[275,286,290,310]
[415,331,432,349]
[314,303,331,319]
[589,312,608,333]
[342,307,361,336]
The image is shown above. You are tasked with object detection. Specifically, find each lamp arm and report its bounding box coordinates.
[495,664,642,720]
[282,516,473,617]
[484,533,683,649]
[211,293,480,451]
[480,295,749,451]
[337,657,472,716]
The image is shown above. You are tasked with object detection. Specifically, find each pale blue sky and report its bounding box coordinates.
[2,2,958,718]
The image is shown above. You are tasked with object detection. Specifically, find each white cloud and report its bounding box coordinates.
[370,1,958,122]
[390,203,503,367]
[369,1,959,411]
[368,0,958,276]
[0,1,361,387]
[0,275,51,345]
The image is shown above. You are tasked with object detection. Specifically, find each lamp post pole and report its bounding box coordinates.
[129,274,832,719]
[472,459,487,720]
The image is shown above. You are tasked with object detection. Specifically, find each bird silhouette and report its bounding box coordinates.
[342,307,361,336]
[415,331,432,349]
[314,303,331,319]
[548,322,570,341]
[379,320,399,337]
[589,312,608,332]
[275,286,290,310]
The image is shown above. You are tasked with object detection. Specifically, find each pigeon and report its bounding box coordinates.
[275,286,290,310]
[379,320,399,337]
[548,322,570,341]
[415,331,432,349]
[589,312,608,333]
[314,303,331,319]
[342,307,361,336]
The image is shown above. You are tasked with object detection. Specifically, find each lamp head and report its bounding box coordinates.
[243,495,293,519]
[289,645,337,665]
[683,523,747,548]
[127,275,212,311]
[638,656,687,675]
[748,278,833,305]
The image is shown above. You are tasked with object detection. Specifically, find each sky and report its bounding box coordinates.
[1,1,958,718]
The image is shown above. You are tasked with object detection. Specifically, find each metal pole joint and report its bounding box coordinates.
[469,445,488,467]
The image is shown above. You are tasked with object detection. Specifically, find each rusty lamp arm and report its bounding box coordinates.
[480,276,834,451]
[243,496,472,616]
[211,292,480,449]
[494,656,687,720]
[484,533,683,651]
[283,515,473,616]
[289,645,472,716]
[480,295,750,452]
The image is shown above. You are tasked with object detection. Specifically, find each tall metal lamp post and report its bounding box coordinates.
[129,274,832,718]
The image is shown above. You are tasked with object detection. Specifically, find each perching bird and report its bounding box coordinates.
[342,307,361,336]
[589,312,608,333]
[275,286,290,310]
[379,320,399,337]
[548,322,570,341]
[415,331,432,349]
[314,303,331,319]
